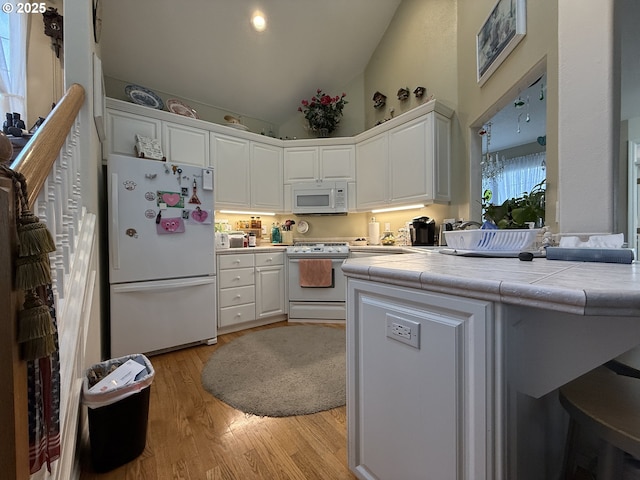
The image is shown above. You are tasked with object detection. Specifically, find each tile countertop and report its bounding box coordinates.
[342,250,640,316]
[216,245,288,254]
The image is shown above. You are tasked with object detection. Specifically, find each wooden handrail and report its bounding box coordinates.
[11,83,85,207]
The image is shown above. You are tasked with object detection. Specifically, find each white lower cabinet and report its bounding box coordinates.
[217,251,285,332]
[256,266,285,318]
[347,279,494,480]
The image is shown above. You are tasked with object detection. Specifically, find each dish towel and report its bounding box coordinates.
[299,259,333,287]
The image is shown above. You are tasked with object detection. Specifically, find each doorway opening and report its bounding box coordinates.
[470,67,547,225]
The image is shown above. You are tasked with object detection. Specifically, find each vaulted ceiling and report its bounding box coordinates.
[99,0,640,150]
[100,0,402,126]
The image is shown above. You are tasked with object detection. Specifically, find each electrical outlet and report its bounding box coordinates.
[386,315,420,349]
[391,323,412,339]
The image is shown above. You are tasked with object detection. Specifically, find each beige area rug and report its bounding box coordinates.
[201,325,346,417]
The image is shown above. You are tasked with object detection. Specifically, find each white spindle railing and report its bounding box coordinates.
[31,105,97,480]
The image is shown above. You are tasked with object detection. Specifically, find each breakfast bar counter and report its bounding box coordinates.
[342,251,640,480]
[342,249,640,316]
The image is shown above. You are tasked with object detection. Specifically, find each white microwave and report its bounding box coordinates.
[292,181,348,215]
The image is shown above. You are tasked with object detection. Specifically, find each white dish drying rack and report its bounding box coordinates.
[443,229,540,253]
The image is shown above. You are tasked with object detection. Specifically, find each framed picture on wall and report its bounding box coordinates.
[477,0,526,86]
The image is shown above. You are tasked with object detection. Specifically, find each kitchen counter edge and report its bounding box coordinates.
[216,246,288,254]
[342,251,640,316]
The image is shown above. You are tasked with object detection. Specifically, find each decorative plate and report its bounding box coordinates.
[296,220,309,234]
[125,84,164,110]
[166,99,198,119]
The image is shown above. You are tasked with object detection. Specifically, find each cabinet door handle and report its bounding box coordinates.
[234,294,241,299]
[235,276,241,280]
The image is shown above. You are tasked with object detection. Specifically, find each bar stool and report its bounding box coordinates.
[559,365,640,479]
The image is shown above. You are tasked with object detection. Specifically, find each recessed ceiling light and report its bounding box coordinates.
[251,11,266,32]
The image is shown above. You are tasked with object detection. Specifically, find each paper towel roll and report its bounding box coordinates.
[368,221,380,245]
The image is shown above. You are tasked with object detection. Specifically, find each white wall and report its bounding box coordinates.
[557,0,618,233]
[63,0,103,364]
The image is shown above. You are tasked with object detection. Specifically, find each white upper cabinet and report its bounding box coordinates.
[355,134,389,210]
[105,98,452,215]
[211,134,284,211]
[284,147,318,182]
[355,108,451,211]
[106,109,161,158]
[389,116,432,205]
[284,144,355,183]
[161,121,209,166]
[211,133,251,208]
[250,142,283,210]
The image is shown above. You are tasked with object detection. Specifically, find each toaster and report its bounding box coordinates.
[215,231,230,249]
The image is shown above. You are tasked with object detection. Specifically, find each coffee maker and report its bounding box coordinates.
[410,216,436,246]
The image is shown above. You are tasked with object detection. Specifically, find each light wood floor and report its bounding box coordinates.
[79,321,357,480]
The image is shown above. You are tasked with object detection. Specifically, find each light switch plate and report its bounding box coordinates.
[202,168,213,190]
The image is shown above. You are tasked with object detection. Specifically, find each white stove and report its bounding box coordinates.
[286,242,349,320]
[286,242,350,258]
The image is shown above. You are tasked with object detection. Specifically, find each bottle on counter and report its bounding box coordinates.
[248,232,257,247]
[380,222,396,246]
[271,223,282,244]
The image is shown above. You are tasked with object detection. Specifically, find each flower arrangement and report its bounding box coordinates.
[298,89,347,135]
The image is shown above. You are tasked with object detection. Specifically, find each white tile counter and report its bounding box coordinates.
[343,250,640,316]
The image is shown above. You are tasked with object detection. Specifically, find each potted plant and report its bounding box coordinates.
[483,179,546,229]
[298,89,347,137]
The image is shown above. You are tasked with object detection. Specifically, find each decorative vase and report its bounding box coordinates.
[317,128,329,138]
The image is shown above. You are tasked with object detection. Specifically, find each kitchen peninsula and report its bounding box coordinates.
[343,251,640,480]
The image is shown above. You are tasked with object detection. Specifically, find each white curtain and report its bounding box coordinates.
[0,11,27,119]
[483,152,546,205]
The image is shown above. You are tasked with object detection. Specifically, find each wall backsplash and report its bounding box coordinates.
[216,204,454,245]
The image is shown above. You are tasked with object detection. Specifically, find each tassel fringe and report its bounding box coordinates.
[21,335,56,361]
[1,163,58,361]
[18,291,54,342]
[15,254,52,290]
[18,210,56,256]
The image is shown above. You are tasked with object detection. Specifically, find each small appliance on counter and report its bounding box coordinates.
[410,216,437,246]
[228,232,245,248]
[215,231,230,249]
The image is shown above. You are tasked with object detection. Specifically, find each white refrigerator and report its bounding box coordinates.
[108,154,216,356]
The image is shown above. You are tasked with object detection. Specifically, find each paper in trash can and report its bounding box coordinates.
[82,354,154,409]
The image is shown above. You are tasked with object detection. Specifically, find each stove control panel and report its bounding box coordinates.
[287,243,349,255]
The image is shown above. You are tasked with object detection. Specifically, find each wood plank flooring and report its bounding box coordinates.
[79,321,357,480]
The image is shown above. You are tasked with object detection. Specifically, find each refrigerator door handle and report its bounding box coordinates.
[110,172,120,270]
[112,277,215,294]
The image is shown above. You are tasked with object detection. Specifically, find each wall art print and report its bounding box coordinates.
[476,0,526,86]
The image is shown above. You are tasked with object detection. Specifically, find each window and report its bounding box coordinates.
[0,10,27,119]
[482,152,546,205]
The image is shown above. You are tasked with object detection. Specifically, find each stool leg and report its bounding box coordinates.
[561,418,579,480]
[596,440,624,480]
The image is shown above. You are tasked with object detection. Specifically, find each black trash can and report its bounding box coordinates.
[82,354,155,472]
